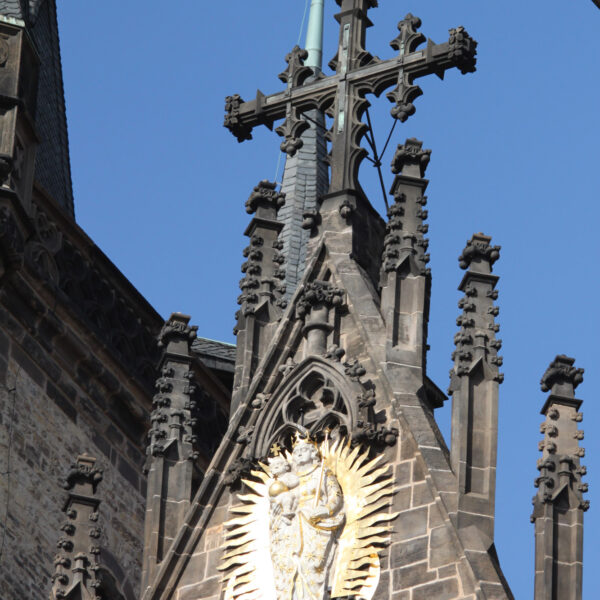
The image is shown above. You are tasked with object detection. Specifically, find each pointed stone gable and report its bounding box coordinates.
[140,139,513,599]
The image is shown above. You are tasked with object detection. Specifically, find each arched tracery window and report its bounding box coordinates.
[252,358,360,457]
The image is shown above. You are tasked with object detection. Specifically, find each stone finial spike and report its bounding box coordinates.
[51,455,103,600]
[533,356,587,600]
[143,313,205,593]
[458,232,500,274]
[380,138,432,375]
[449,232,502,547]
[232,179,287,413]
[383,138,431,277]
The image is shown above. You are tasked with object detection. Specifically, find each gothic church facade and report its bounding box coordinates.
[0,2,589,600]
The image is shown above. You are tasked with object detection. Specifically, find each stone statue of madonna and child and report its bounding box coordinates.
[266,433,345,600]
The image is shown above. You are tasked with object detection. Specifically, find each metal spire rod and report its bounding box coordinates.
[305,0,325,72]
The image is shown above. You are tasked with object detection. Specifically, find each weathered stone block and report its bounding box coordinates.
[46,380,77,422]
[373,569,390,600]
[390,536,428,569]
[411,482,431,508]
[118,455,140,488]
[395,506,428,540]
[11,342,44,387]
[393,560,436,589]
[178,577,221,600]
[392,486,411,512]
[411,578,459,600]
[412,459,425,482]
[429,525,456,568]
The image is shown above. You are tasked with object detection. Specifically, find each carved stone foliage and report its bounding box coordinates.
[275,45,312,156]
[157,315,198,348]
[458,233,501,271]
[52,455,104,600]
[245,180,286,215]
[278,46,313,88]
[224,94,253,142]
[296,280,344,318]
[62,456,104,492]
[223,456,255,487]
[540,355,584,394]
[386,14,426,122]
[448,26,478,75]
[390,137,431,177]
[296,279,346,356]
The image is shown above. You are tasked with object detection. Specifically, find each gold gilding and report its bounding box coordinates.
[219,438,397,600]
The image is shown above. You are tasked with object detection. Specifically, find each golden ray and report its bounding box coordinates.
[222,532,257,548]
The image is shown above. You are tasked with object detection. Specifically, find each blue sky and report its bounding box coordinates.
[58,1,599,597]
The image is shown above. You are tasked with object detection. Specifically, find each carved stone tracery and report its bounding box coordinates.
[249,355,396,462]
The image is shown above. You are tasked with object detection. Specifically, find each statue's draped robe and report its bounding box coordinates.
[270,465,345,600]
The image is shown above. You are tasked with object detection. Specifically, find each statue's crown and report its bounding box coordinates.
[292,430,317,449]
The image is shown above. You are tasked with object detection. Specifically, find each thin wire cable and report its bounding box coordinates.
[365,107,390,212]
[301,111,327,132]
[379,119,398,162]
[298,0,311,45]
[275,150,284,186]
[275,0,311,187]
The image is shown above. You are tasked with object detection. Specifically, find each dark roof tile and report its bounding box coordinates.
[192,337,236,363]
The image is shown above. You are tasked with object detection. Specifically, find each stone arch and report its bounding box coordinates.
[250,357,361,457]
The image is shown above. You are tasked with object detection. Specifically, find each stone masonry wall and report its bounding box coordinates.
[0,320,146,599]
[383,429,474,600]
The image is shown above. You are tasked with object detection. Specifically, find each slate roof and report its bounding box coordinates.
[192,337,236,372]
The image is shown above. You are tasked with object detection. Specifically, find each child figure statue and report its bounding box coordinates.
[267,452,299,525]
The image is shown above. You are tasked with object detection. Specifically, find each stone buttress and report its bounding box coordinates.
[448,233,503,549]
[142,314,230,597]
[532,355,588,600]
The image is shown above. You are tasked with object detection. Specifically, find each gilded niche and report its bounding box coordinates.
[220,432,396,600]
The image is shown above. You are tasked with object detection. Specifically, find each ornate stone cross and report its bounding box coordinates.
[225,1,477,195]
